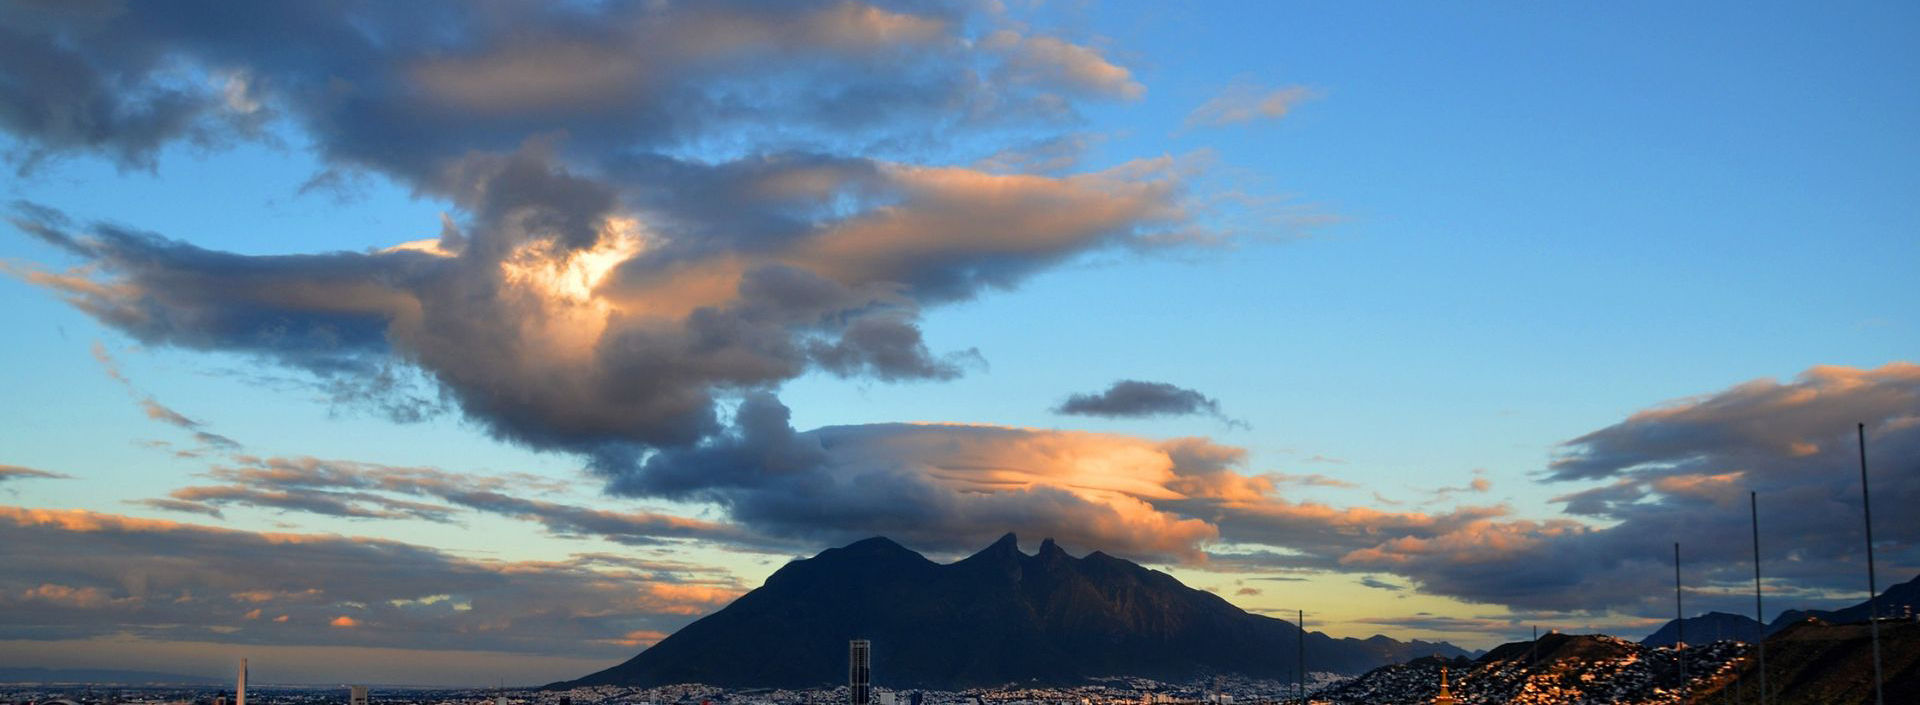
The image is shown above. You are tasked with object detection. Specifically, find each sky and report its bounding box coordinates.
[1,0,1917,687]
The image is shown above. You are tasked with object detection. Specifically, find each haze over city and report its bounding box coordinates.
[1,0,1915,691]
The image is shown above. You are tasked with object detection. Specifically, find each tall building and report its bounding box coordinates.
[236,659,248,705]
[349,686,369,705]
[1432,667,1456,705]
[849,639,872,705]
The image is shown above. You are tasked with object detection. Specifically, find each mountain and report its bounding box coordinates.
[1770,572,1920,631]
[1639,611,1768,647]
[1632,572,1920,645]
[0,667,222,685]
[556,534,1472,689]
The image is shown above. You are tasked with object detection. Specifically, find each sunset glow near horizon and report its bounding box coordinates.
[1,0,1916,687]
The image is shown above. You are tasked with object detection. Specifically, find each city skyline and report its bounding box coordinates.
[1,0,1916,687]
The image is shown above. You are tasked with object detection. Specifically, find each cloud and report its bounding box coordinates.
[0,0,1231,564]
[1360,576,1406,592]
[1267,472,1358,489]
[1345,363,1920,615]
[1547,363,1920,482]
[1349,613,1533,642]
[603,394,1516,569]
[10,148,1195,467]
[980,30,1145,101]
[0,505,743,658]
[1055,379,1245,428]
[0,464,72,484]
[613,393,1223,561]
[143,455,769,549]
[86,342,243,453]
[1185,81,1316,129]
[0,2,1134,180]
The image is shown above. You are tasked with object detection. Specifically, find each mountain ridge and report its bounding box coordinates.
[555,533,1472,689]
[1636,572,1920,646]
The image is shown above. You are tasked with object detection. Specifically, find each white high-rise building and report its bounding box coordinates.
[349,686,369,705]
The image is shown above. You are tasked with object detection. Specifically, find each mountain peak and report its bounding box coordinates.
[558,533,1476,689]
[843,536,912,554]
[1037,537,1067,559]
[976,531,1021,556]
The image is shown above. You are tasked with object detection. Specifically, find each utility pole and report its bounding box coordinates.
[1859,423,1884,705]
[1752,491,1767,705]
[1297,609,1306,704]
[1675,542,1687,697]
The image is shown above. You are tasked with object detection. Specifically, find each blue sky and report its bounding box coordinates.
[1,0,1916,686]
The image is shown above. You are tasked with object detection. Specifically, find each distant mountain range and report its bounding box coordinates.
[556,534,1472,689]
[1640,572,1920,647]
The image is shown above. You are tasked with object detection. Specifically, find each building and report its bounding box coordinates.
[350,686,369,705]
[236,659,248,705]
[849,639,872,705]
[1432,667,1456,705]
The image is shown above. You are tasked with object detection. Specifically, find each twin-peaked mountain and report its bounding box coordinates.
[557,534,1471,689]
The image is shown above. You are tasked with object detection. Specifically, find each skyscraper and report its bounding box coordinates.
[849,639,872,705]
[236,659,248,705]
[349,686,369,705]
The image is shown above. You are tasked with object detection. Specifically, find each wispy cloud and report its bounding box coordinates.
[1184,81,1316,129]
[88,342,242,454]
[0,464,73,484]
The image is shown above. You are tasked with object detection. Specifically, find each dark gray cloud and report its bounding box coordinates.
[0,1,1127,182]
[608,393,1224,561]
[0,505,742,658]
[1056,379,1243,426]
[0,464,72,484]
[1360,576,1406,592]
[5,0,1195,480]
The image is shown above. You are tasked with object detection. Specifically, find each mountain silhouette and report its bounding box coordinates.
[1636,572,1920,645]
[1769,572,1920,631]
[555,534,1470,689]
[1639,611,1768,647]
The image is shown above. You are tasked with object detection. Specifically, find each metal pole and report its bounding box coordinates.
[1752,491,1767,705]
[1859,423,1884,705]
[1675,542,1687,696]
